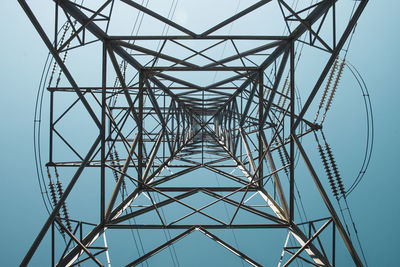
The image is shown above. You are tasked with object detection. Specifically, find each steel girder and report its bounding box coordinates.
[19,0,368,266]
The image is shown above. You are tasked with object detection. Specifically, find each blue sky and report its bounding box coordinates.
[1,0,399,266]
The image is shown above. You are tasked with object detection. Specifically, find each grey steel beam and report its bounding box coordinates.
[55,219,103,267]
[100,40,107,221]
[289,40,295,223]
[109,35,290,40]
[149,165,201,186]
[107,224,289,229]
[202,40,284,69]
[120,0,197,37]
[200,0,272,36]
[284,219,333,267]
[114,40,199,69]
[259,132,289,216]
[20,0,369,266]
[146,187,260,192]
[144,66,259,71]
[202,189,287,225]
[198,227,263,267]
[57,0,112,52]
[261,48,289,124]
[126,227,196,266]
[104,135,138,221]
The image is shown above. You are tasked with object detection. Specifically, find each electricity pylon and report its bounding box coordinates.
[19,0,369,266]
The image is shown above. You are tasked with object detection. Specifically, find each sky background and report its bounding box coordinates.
[1,0,399,266]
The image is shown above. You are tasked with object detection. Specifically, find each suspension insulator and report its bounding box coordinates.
[56,38,72,86]
[56,180,73,232]
[113,149,126,187]
[49,24,70,86]
[47,167,59,209]
[114,149,121,170]
[49,181,64,234]
[49,181,58,210]
[54,167,59,179]
[109,150,119,183]
[314,58,339,122]
[46,167,52,181]
[122,61,127,80]
[277,77,289,108]
[322,58,345,124]
[111,60,126,106]
[276,142,288,175]
[324,143,346,196]
[47,167,65,235]
[318,144,338,199]
[280,81,291,113]
[282,143,291,170]
[48,62,57,86]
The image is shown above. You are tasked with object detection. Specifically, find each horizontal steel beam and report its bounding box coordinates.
[106,224,289,229]
[108,35,290,40]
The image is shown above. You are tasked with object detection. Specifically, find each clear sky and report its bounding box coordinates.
[1,0,399,266]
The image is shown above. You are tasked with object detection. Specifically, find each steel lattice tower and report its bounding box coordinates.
[19,0,369,266]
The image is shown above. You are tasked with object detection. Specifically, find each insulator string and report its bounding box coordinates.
[314,57,339,123]
[315,133,339,200]
[324,142,345,197]
[280,80,291,118]
[47,167,66,238]
[55,22,77,88]
[109,147,119,183]
[276,76,289,108]
[276,141,289,176]
[54,167,73,232]
[48,23,70,86]
[321,57,345,124]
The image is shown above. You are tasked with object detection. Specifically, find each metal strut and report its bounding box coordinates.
[17,0,370,265]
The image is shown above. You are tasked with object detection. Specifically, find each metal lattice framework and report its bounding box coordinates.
[19,0,369,266]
